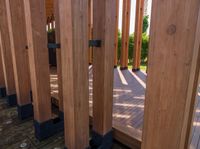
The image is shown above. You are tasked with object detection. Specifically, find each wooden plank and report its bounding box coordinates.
[93,0,116,136]
[142,0,200,148]
[54,0,63,112]
[23,0,51,122]
[133,0,144,71]
[0,0,16,96]
[114,0,119,67]
[59,0,89,148]
[88,0,93,65]
[6,0,31,106]
[120,0,131,70]
[46,0,54,18]
[0,44,5,88]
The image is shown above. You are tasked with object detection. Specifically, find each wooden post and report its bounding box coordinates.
[142,0,200,149]
[5,0,32,120]
[0,0,16,106]
[0,43,6,98]
[54,0,63,113]
[23,0,63,140]
[91,0,116,148]
[120,0,131,70]
[88,0,93,65]
[59,0,89,148]
[114,0,119,68]
[133,0,144,71]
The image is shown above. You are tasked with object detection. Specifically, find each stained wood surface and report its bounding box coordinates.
[0,43,5,87]
[0,0,16,95]
[120,0,131,69]
[88,0,93,64]
[45,0,54,18]
[23,0,51,122]
[7,0,31,105]
[142,0,200,148]
[114,0,119,67]
[92,0,116,135]
[59,0,89,148]
[133,0,144,70]
[54,0,63,112]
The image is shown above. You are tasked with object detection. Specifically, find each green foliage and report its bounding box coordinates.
[117,31,122,60]
[141,33,149,63]
[128,34,134,60]
[143,15,149,33]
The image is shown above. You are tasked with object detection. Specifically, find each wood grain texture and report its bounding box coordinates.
[46,0,54,18]
[142,0,200,148]
[0,0,16,95]
[120,0,131,69]
[133,0,144,70]
[93,0,116,135]
[0,41,5,87]
[59,0,89,148]
[114,0,119,67]
[7,0,31,105]
[54,0,63,112]
[23,0,51,122]
[88,0,93,64]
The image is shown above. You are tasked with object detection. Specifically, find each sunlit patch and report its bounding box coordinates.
[50,74,58,77]
[134,96,145,99]
[193,122,200,126]
[117,68,128,85]
[51,84,58,88]
[114,103,144,108]
[128,70,146,89]
[113,114,130,119]
[141,70,147,76]
[196,109,200,113]
[198,92,200,96]
[113,89,132,92]
[51,90,58,94]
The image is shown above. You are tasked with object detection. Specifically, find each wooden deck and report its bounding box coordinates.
[50,66,200,148]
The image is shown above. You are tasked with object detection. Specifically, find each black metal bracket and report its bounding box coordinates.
[89,40,101,47]
[48,43,61,49]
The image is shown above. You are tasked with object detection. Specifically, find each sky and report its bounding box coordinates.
[118,0,152,34]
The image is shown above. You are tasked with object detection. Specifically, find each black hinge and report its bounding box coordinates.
[48,43,61,49]
[89,40,101,47]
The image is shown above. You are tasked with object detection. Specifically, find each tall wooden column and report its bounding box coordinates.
[0,43,6,97]
[133,0,144,71]
[91,0,116,148]
[88,0,93,65]
[114,0,119,68]
[120,0,131,70]
[59,0,89,148]
[0,0,16,106]
[142,0,200,149]
[54,0,63,113]
[23,0,63,140]
[6,0,32,120]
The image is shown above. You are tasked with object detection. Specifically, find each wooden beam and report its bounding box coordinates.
[0,42,5,97]
[120,0,131,70]
[142,0,200,149]
[91,0,116,148]
[59,0,89,148]
[0,0,16,106]
[6,0,32,120]
[133,0,144,71]
[54,0,63,112]
[88,0,93,65]
[114,0,119,68]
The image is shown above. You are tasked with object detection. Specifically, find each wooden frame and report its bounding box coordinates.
[142,0,200,148]
[88,0,93,65]
[114,0,119,67]
[120,0,131,70]
[59,0,89,148]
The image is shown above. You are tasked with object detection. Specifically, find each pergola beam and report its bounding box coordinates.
[133,0,144,71]
[91,0,116,148]
[142,0,200,148]
[114,0,119,68]
[59,0,89,148]
[120,0,131,70]
[0,40,5,98]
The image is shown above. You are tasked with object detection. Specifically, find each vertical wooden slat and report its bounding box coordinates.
[54,0,63,112]
[114,0,119,67]
[92,0,116,147]
[6,0,31,108]
[133,0,144,71]
[88,0,93,65]
[142,0,200,148]
[23,0,51,123]
[59,0,89,148]
[0,0,16,101]
[120,0,131,70]
[0,44,5,88]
